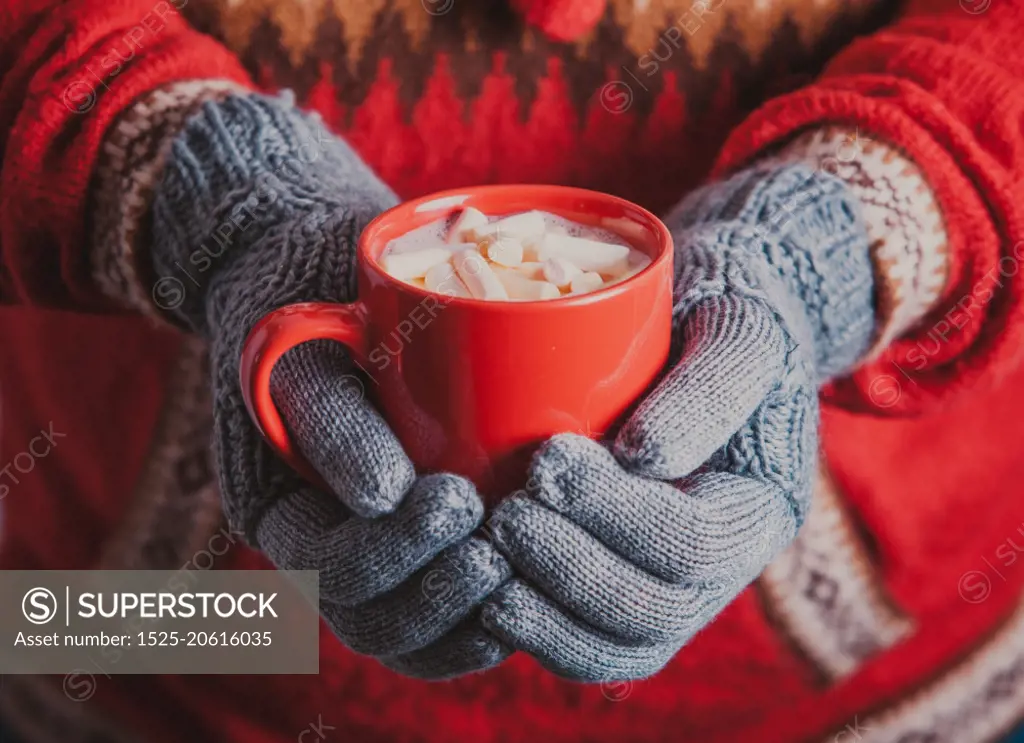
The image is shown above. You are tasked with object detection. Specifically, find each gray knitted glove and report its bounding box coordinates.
[482,164,876,681]
[150,92,511,678]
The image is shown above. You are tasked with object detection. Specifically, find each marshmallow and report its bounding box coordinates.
[570,271,604,295]
[521,237,542,262]
[514,262,545,280]
[608,252,653,285]
[454,250,509,300]
[536,233,630,276]
[493,267,561,300]
[542,256,582,288]
[424,260,471,298]
[383,209,649,302]
[599,216,647,244]
[484,237,524,267]
[447,207,489,244]
[382,247,452,280]
[474,211,547,241]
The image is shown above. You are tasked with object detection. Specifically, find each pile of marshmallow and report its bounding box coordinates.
[380,208,651,301]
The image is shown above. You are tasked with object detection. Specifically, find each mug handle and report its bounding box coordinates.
[239,301,371,490]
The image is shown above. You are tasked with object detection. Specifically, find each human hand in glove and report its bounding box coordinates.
[481,163,876,681]
[150,92,512,679]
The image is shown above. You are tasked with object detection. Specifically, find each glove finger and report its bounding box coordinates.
[481,580,678,682]
[321,536,512,656]
[615,293,788,480]
[256,474,483,606]
[381,614,513,679]
[529,435,797,583]
[489,496,721,644]
[272,339,415,518]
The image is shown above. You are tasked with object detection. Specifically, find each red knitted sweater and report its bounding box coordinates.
[2,1,1024,741]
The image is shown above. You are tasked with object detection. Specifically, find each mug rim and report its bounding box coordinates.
[357,184,673,311]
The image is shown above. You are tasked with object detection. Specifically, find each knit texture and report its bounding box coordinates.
[483,163,875,681]
[8,0,1024,740]
[766,127,949,357]
[665,162,876,382]
[710,0,1024,417]
[90,79,248,321]
[150,91,511,676]
[510,0,607,41]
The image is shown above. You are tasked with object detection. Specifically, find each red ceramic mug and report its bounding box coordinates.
[240,185,674,499]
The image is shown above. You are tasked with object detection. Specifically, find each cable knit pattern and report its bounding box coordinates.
[149,91,511,678]
[482,163,875,681]
[765,127,950,357]
[664,162,876,382]
[90,79,249,320]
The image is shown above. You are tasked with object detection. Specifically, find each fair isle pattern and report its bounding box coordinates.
[0,336,220,743]
[601,0,877,67]
[181,0,896,212]
[0,676,138,743]
[90,79,247,321]
[768,127,950,358]
[758,459,914,681]
[57,83,239,743]
[822,599,1024,743]
[194,0,882,70]
[90,81,233,569]
[97,334,222,571]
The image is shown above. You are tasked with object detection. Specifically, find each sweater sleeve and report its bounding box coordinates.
[713,0,1024,417]
[0,0,252,310]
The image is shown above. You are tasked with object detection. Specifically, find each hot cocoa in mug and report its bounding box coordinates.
[240,185,674,498]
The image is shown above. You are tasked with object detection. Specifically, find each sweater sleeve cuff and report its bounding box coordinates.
[713,83,1022,416]
[760,126,950,361]
[1,0,254,309]
[90,79,250,325]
